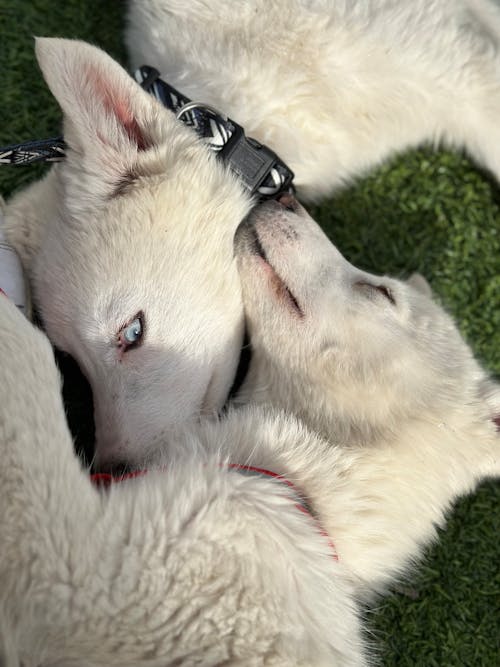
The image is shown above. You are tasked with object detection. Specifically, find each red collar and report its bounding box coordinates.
[90,465,337,559]
[91,470,147,487]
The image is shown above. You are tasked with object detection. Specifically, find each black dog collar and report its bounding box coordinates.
[0,66,294,200]
[135,66,294,199]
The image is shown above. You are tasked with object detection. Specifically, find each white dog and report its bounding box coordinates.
[1,197,498,665]
[233,194,500,592]
[6,0,500,466]
[127,0,500,201]
[4,38,252,469]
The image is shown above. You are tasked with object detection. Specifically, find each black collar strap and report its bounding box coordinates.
[135,66,294,198]
[0,66,294,200]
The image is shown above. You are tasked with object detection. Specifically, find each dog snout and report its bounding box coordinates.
[238,194,301,229]
[276,192,299,212]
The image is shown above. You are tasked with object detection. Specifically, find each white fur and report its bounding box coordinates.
[1,205,498,663]
[7,0,500,465]
[1,11,499,661]
[127,0,500,200]
[4,38,252,468]
[0,297,365,667]
[233,198,500,591]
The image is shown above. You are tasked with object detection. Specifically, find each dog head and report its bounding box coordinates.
[235,195,500,451]
[6,39,251,468]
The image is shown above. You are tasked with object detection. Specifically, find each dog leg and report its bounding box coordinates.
[0,295,101,663]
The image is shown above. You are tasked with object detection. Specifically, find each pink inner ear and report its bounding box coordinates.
[86,65,148,151]
[106,97,148,151]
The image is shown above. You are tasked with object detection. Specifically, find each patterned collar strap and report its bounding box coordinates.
[134,66,294,199]
[90,463,337,560]
[0,66,294,200]
[0,137,65,165]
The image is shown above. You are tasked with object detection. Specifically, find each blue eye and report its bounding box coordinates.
[124,318,142,342]
[118,312,144,350]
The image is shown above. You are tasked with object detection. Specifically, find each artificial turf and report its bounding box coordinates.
[0,1,498,664]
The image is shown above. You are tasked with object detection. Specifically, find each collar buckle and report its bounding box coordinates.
[218,122,295,199]
[136,66,295,200]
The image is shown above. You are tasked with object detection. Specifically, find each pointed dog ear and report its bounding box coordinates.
[34,38,164,197]
[407,273,433,297]
[35,38,155,153]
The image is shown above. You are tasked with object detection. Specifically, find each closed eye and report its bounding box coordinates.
[355,281,396,305]
[117,311,145,352]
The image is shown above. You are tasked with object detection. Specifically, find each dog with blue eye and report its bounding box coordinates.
[1,190,499,665]
[1,2,500,662]
[5,0,500,469]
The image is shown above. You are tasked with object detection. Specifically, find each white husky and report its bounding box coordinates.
[6,0,500,465]
[127,0,500,201]
[1,197,498,665]
[4,38,252,469]
[233,194,500,591]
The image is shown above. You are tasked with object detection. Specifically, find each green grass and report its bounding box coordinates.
[0,1,499,664]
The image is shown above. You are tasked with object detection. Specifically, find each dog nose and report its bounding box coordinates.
[277,192,299,212]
